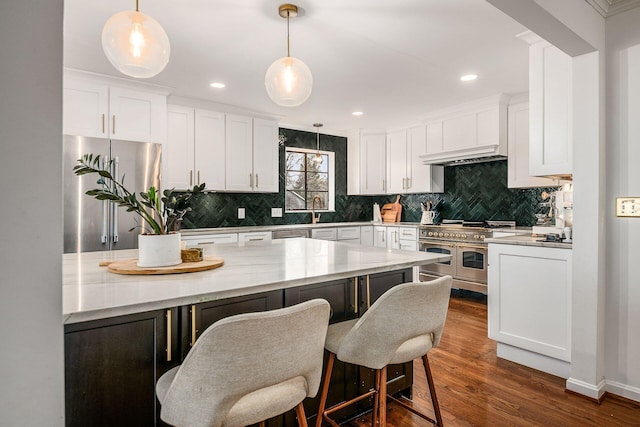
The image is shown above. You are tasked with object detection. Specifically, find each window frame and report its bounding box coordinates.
[284,146,335,213]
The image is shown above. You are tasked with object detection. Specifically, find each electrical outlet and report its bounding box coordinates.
[616,198,640,217]
[271,208,283,218]
[237,207,245,220]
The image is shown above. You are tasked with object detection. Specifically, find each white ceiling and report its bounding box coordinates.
[63,0,530,133]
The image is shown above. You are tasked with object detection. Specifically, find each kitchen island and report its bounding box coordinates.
[64,238,449,427]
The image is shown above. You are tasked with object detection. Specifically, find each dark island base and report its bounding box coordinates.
[64,268,413,427]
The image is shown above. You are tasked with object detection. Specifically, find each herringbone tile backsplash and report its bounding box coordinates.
[182,128,557,229]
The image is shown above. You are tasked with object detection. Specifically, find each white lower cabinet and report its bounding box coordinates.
[311,228,338,241]
[238,231,272,243]
[182,234,238,255]
[360,226,373,247]
[488,243,572,378]
[373,226,387,248]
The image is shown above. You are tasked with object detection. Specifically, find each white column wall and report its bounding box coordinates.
[604,8,640,402]
[0,1,65,425]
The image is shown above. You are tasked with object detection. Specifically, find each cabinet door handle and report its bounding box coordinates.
[197,170,201,185]
[255,173,259,188]
[402,178,406,189]
[354,277,358,315]
[249,173,253,188]
[189,170,193,186]
[112,115,116,134]
[190,305,197,347]
[407,177,411,189]
[366,275,371,309]
[101,114,105,134]
[198,241,215,245]
[166,309,172,362]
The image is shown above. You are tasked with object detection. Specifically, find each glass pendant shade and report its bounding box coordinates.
[265,56,313,107]
[102,10,170,79]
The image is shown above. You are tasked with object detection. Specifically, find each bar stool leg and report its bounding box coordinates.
[379,366,387,427]
[372,369,380,427]
[422,354,443,426]
[296,402,309,427]
[315,352,336,427]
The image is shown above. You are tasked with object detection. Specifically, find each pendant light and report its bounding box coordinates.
[101,0,170,79]
[313,123,323,163]
[265,4,313,107]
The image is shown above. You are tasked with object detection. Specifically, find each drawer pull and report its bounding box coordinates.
[166,309,172,362]
[191,305,197,347]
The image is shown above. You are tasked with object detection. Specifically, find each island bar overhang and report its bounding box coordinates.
[63,237,451,324]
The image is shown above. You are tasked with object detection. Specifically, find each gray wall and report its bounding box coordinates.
[0,1,64,424]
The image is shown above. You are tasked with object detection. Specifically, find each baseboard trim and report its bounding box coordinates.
[566,377,606,401]
[605,380,640,403]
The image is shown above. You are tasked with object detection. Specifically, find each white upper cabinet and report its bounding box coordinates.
[420,94,509,164]
[165,105,225,191]
[507,99,557,188]
[252,118,279,193]
[225,114,254,192]
[349,127,443,196]
[387,126,444,194]
[521,32,573,178]
[386,129,409,194]
[63,70,168,143]
[359,131,387,195]
[225,114,278,193]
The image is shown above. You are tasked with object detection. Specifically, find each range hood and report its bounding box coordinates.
[419,94,509,166]
[438,154,507,166]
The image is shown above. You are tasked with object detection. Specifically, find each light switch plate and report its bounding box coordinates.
[238,207,245,220]
[271,208,283,218]
[616,197,640,217]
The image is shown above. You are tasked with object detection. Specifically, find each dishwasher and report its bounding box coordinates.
[272,229,310,239]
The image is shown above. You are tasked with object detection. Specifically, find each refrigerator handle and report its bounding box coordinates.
[112,157,119,243]
[100,156,109,243]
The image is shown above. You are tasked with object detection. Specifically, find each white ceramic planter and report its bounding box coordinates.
[137,233,182,268]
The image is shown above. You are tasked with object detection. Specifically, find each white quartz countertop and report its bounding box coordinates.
[63,238,449,324]
[180,221,420,236]
[485,234,572,249]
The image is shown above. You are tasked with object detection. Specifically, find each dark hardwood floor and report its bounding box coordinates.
[346,292,640,427]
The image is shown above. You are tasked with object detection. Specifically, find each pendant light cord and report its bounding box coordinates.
[135,0,139,12]
[286,12,291,57]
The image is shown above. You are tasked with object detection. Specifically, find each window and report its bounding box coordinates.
[285,147,335,212]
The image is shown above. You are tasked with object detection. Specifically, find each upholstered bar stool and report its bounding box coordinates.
[316,276,452,427]
[156,299,331,427]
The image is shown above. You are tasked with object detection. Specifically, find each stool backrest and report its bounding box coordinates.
[160,298,330,427]
[337,276,452,369]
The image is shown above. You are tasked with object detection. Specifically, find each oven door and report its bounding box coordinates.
[456,243,488,283]
[418,239,457,277]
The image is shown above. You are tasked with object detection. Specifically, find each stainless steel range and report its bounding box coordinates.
[418,220,515,294]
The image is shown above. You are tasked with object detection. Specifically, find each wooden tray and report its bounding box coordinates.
[100,256,224,275]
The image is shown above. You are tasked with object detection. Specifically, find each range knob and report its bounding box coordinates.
[428,232,433,237]
[461,234,467,239]
[473,234,479,239]
[438,232,444,237]
[454,234,460,238]
[444,233,450,237]
[480,235,485,240]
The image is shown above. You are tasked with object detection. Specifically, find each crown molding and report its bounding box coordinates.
[585,0,640,17]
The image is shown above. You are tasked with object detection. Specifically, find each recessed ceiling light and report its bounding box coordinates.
[352,111,364,116]
[209,82,226,89]
[460,74,478,82]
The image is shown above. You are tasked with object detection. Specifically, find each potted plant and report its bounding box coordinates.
[74,154,205,267]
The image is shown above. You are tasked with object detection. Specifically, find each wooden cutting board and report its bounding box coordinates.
[380,195,402,222]
[100,256,224,275]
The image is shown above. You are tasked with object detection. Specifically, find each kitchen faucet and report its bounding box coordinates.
[311,196,322,224]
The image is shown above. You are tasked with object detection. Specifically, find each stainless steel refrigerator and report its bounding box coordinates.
[63,135,162,253]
